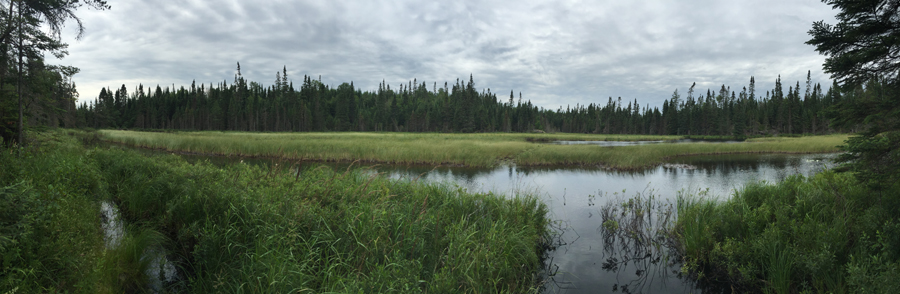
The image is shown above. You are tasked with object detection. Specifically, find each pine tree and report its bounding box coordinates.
[667,90,680,135]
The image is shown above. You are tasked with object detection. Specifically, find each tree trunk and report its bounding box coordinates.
[16,1,23,145]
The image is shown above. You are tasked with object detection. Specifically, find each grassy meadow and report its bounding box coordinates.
[0,130,551,293]
[98,130,847,169]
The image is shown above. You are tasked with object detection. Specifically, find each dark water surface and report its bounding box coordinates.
[137,147,835,293]
[370,153,835,293]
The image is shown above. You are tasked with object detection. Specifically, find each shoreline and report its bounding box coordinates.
[103,136,844,171]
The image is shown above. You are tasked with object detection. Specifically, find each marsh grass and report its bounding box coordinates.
[517,134,847,169]
[675,192,718,266]
[95,131,552,293]
[673,171,900,293]
[596,190,680,291]
[763,241,793,294]
[1,129,553,293]
[99,130,847,169]
[99,228,169,293]
[0,130,109,292]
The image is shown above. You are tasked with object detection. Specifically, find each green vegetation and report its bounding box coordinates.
[0,0,110,146]
[674,172,900,293]
[0,131,108,292]
[517,135,845,168]
[808,0,900,188]
[98,130,846,169]
[74,62,840,139]
[0,130,551,293]
[671,1,900,293]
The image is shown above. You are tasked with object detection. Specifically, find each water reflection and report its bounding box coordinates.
[594,193,680,294]
[367,153,835,294]
[548,139,744,146]
[141,148,836,293]
[99,201,177,293]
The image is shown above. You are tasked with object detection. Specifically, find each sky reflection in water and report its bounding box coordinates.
[172,150,835,293]
[376,153,835,294]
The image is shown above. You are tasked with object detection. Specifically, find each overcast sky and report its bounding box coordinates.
[49,0,839,110]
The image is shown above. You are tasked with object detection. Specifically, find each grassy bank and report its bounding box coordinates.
[674,172,900,293]
[0,130,551,293]
[98,130,847,169]
[0,131,108,292]
[517,135,845,168]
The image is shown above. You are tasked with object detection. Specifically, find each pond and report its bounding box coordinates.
[139,147,836,293]
[368,153,835,293]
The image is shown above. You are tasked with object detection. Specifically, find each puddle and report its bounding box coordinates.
[100,201,124,248]
[99,200,178,292]
[146,247,178,293]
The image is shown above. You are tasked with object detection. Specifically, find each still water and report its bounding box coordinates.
[165,149,835,293]
[369,153,835,293]
[549,138,744,146]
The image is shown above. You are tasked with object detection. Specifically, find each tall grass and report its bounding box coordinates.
[2,129,552,293]
[95,148,552,293]
[675,193,718,267]
[0,131,549,293]
[0,131,108,292]
[99,130,847,169]
[517,134,847,168]
[673,171,900,293]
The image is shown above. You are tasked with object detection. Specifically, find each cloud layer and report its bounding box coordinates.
[50,0,838,109]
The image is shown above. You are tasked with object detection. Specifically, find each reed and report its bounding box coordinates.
[518,134,846,168]
[99,130,847,169]
[0,129,550,293]
[675,193,718,266]
[0,130,109,292]
[97,148,551,293]
[673,170,900,293]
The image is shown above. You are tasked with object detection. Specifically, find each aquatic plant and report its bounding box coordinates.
[597,191,679,292]
[673,171,900,293]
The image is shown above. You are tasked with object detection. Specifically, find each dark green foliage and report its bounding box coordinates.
[825,78,900,188]
[77,68,840,138]
[809,0,900,189]
[676,171,900,293]
[807,0,900,87]
[0,131,107,292]
[0,130,552,293]
[0,0,109,146]
[0,183,48,289]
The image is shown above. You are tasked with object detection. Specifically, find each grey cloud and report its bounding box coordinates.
[50,0,837,110]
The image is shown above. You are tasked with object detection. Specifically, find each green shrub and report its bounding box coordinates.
[675,171,900,293]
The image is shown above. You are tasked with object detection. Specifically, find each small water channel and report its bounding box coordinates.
[99,200,178,292]
[132,146,835,293]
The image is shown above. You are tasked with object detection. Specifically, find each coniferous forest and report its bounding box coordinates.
[72,63,869,137]
[5,1,900,293]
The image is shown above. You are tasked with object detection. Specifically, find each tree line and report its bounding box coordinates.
[75,64,859,137]
[0,0,109,146]
[78,64,548,133]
